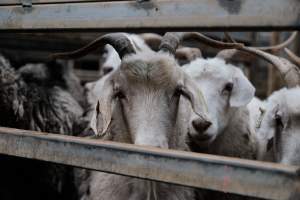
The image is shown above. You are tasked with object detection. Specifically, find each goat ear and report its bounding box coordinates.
[90,79,114,136]
[230,70,255,107]
[183,75,209,118]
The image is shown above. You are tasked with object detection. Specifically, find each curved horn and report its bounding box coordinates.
[50,33,135,60]
[219,32,300,87]
[255,32,297,51]
[224,31,297,51]
[239,46,300,88]
[284,48,300,68]
[159,32,244,55]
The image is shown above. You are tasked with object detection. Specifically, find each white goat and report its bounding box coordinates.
[257,87,300,165]
[180,34,298,200]
[52,32,239,200]
[183,57,258,159]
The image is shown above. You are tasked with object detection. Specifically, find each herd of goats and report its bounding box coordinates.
[0,32,300,200]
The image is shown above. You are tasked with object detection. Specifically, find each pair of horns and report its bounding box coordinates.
[218,32,300,88]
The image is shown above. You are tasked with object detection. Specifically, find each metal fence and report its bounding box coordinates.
[0,127,299,200]
[0,0,299,31]
[0,1,300,200]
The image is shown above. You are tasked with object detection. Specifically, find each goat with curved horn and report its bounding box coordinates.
[50,33,136,60]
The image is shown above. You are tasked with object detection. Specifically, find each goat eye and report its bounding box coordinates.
[223,82,233,92]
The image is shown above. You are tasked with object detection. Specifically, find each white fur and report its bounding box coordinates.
[183,57,257,159]
[257,87,300,165]
[100,34,152,75]
[247,97,268,160]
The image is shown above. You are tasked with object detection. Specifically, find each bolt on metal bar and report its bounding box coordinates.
[0,127,299,199]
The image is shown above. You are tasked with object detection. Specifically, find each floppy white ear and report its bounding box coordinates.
[230,70,255,107]
[89,78,115,136]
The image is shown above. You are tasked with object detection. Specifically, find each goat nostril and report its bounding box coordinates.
[192,119,212,132]
[102,67,113,75]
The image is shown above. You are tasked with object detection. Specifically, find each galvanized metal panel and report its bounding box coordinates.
[0,0,299,31]
[0,127,299,200]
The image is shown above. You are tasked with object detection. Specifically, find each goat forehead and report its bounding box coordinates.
[120,52,181,86]
[185,58,234,81]
[268,87,300,115]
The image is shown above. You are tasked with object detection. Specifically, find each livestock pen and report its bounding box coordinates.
[0,1,300,200]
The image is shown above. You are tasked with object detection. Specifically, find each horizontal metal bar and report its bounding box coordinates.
[0,127,299,200]
[0,0,128,6]
[0,0,299,31]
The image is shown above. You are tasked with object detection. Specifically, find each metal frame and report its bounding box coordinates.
[0,127,299,200]
[0,0,299,31]
[1,1,300,199]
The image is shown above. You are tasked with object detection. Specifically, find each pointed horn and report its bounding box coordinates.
[255,32,297,51]
[239,46,300,88]
[49,33,135,60]
[159,32,243,56]
[220,32,300,87]
[224,32,297,51]
[284,48,300,68]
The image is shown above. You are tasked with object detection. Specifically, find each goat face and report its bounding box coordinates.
[183,58,255,145]
[258,87,300,165]
[91,51,210,150]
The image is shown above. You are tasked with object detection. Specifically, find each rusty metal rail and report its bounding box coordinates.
[0,0,299,31]
[0,126,299,200]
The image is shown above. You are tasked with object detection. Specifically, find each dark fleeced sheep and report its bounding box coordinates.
[0,54,88,200]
